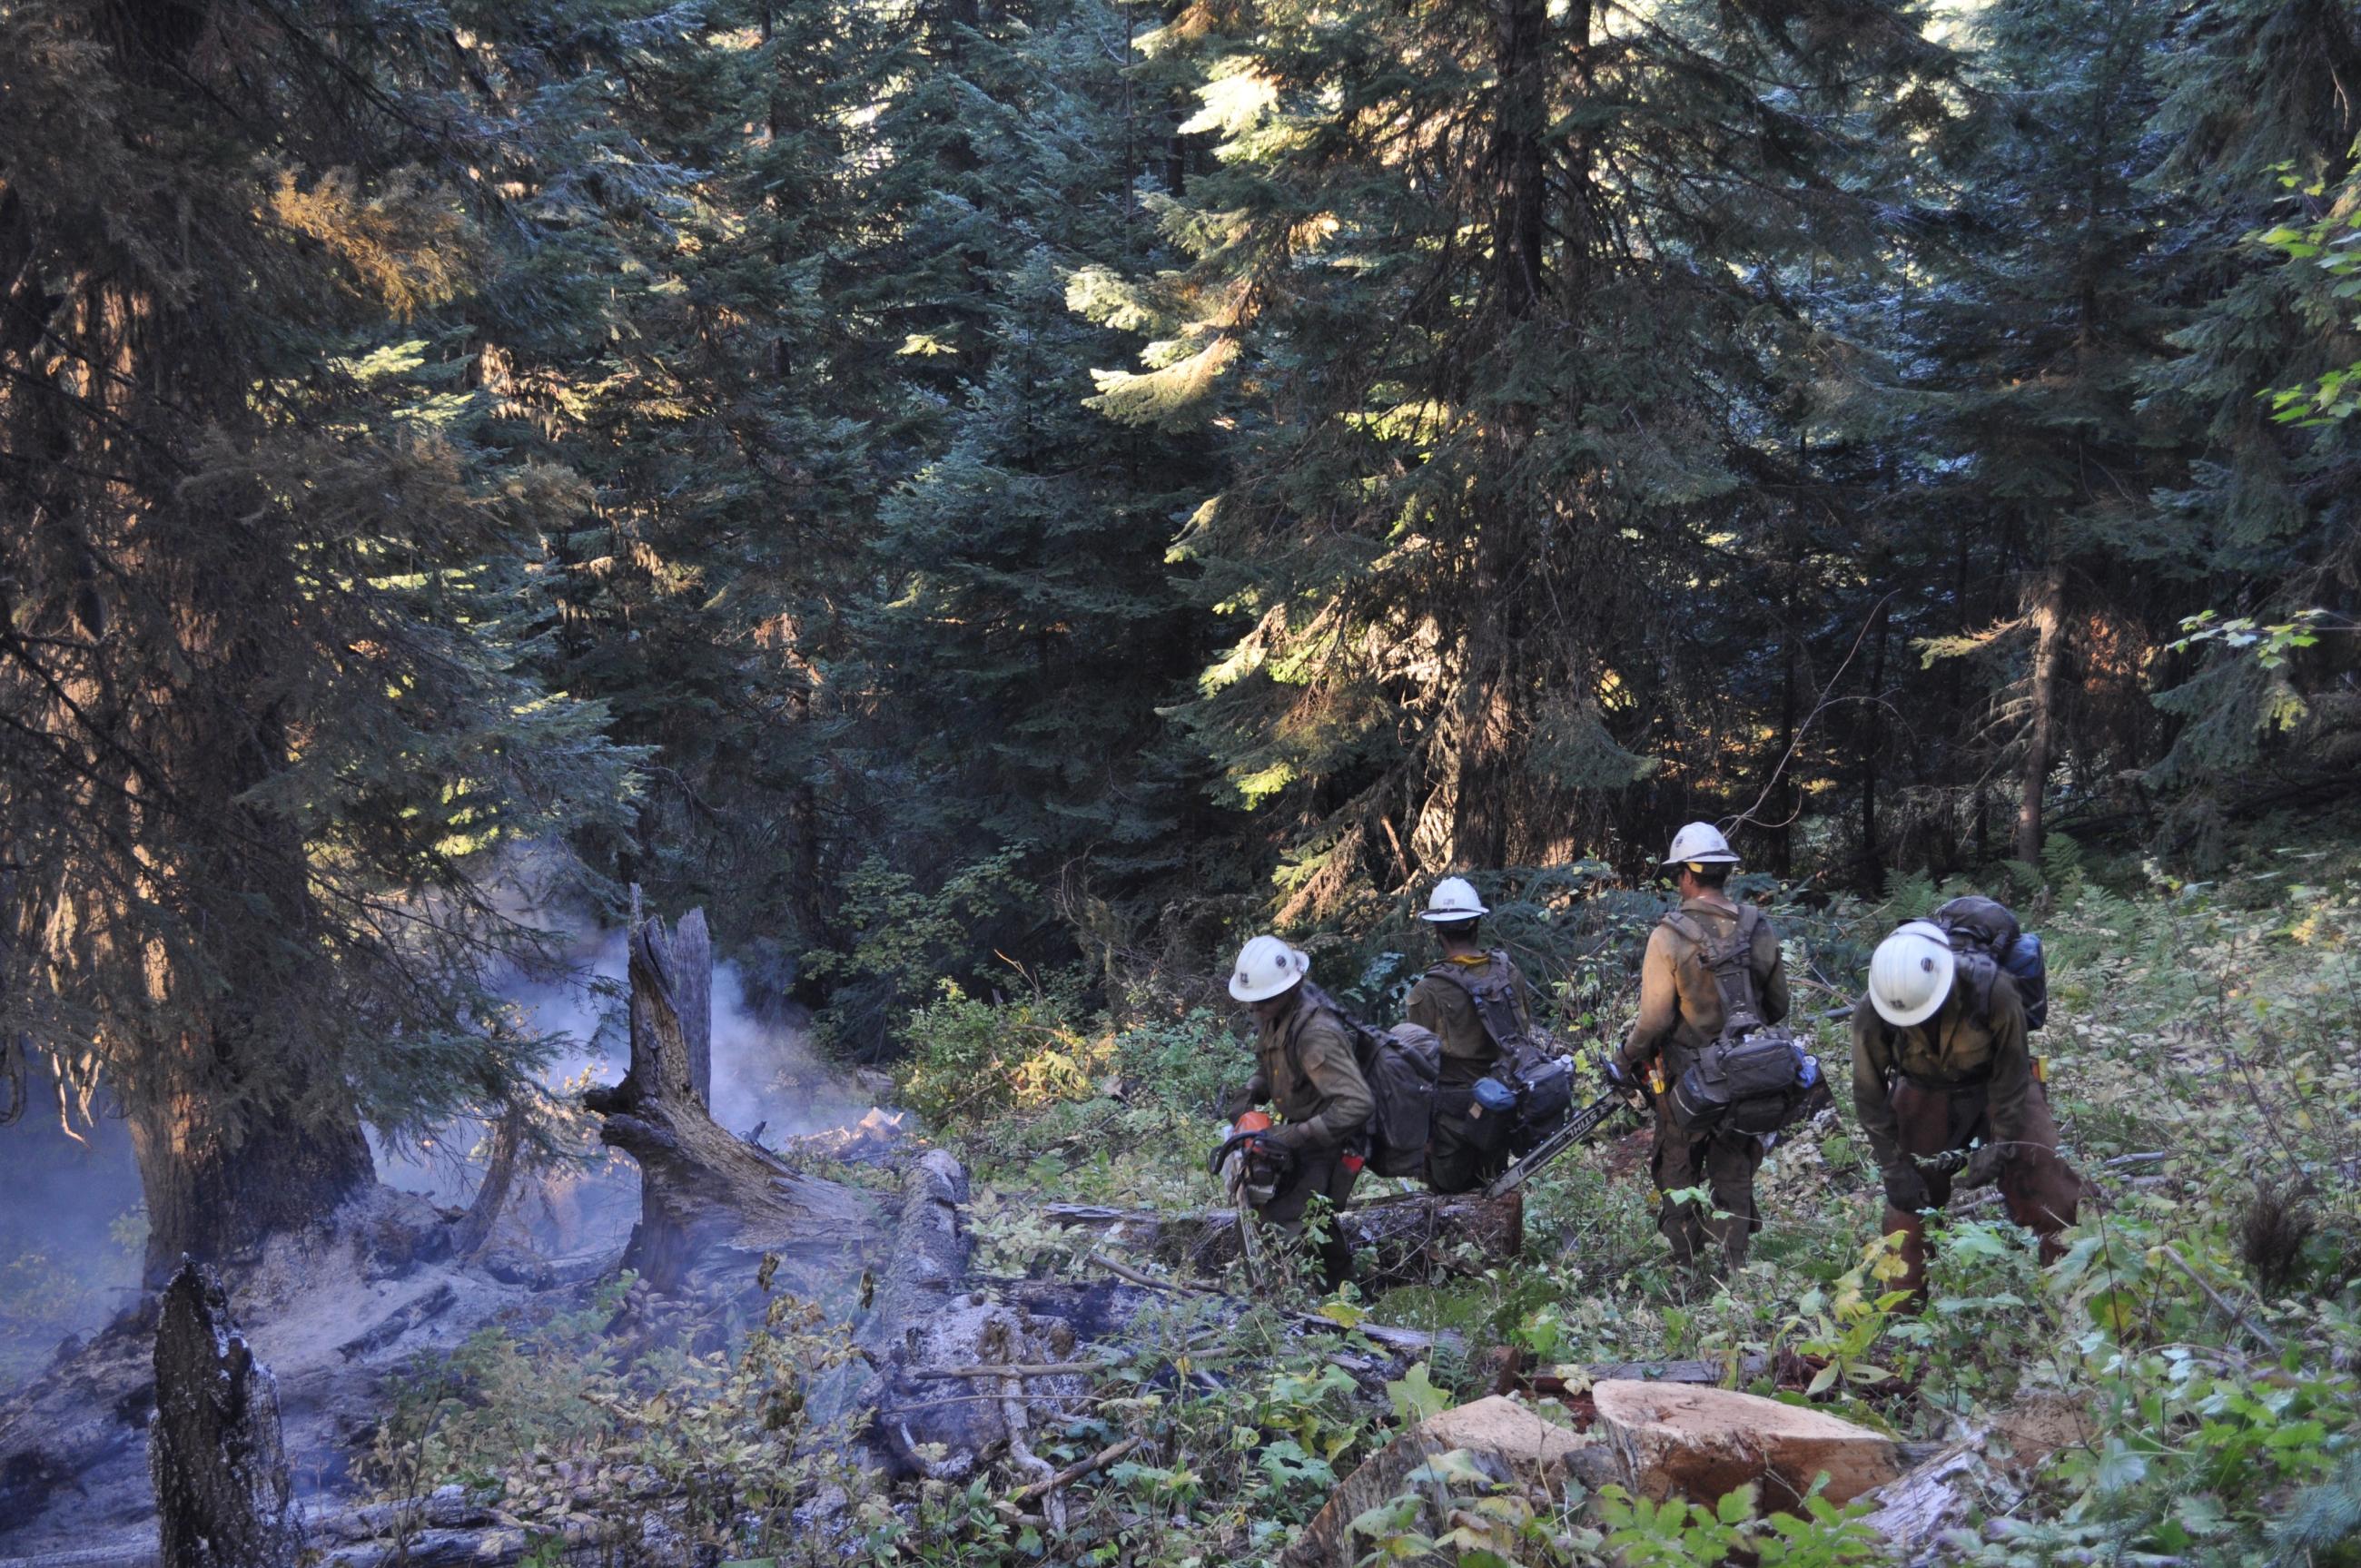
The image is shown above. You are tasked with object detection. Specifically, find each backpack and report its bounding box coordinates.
[1291,983,1441,1179]
[1420,952,1576,1152]
[1931,896,2049,1031]
[1660,907,1818,1137]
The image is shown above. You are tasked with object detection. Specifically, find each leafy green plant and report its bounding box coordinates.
[1599,1481,1883,1568]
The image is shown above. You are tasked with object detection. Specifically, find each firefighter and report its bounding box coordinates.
[1219,935,1375,1290]
[1405,876,1538,1193]
[1610,823,1790,1276]
[1853,920,2083,1300]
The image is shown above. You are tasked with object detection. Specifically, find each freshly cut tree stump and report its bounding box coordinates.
[1591,1380,1902,1507]
[150,1262,301,1568]
[583,903,872,1296]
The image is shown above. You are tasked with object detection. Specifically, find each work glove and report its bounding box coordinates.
[1603,1054,1636,1092]
[1882,1161,1931,1214]
[1961,1142,2010,1189]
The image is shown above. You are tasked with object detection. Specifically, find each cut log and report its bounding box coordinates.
[1285,1396,1622,1568]
[1591,1380,1902,1509]
[149,1262,302,1568]
[582,902,873,1296]
[1044,1187,1521,1291]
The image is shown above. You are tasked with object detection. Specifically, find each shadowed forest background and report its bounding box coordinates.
[1,0,2358,1555]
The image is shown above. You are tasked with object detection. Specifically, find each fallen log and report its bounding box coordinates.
[150,1263,302,1568]
[582,902,873,1296]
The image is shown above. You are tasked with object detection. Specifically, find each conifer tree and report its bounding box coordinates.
[0,0,640,1279]
[858,0,1223,955]
[1900,0,2185,864]
[2139,0,2361,804]
[1082,0,1958,908]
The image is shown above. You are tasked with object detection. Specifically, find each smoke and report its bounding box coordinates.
[370,894,864,1251]
[0,882,859,1393]
[0,1055,143,1390]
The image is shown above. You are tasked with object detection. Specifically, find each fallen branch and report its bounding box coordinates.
[2160,1244,2279,1353]
[1085,1249,1200,1295]
[1079,1252,1462,1355]
[912,1352,1238,1382]
[1009,1435,1145,1505]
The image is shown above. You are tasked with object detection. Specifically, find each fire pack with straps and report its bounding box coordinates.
[1289,983,1441,1179]
[1419,952,1576,1153]
[1660,907,1818,1137]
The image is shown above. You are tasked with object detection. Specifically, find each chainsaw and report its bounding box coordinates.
[1483,1087,1648,1199]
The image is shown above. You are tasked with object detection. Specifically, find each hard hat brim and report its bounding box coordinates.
[1418,905,1489,922]
[1662,851,1742,866]
[1229,973,1300,1001]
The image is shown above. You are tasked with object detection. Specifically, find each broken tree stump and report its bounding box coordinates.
[583,903,871,1296]
[150,1262,302,1568]
[1592,1380,1902,1508]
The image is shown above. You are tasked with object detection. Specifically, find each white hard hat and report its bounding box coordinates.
[1229,934,1310,1002]
[1418,875,1490,923]
[1869,920,1956,1027]
[1663,822,1739,866]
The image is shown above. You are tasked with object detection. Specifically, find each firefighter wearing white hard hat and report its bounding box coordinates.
[1851,913,2082,1304]
[1220,935,1372,1289]
[1614,824,1788,1275]
[1405,875,1536,1194]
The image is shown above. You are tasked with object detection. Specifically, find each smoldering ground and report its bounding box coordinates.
[0,896,863,1395]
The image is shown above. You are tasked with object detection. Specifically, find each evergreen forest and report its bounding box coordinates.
[2,0,2359,1563]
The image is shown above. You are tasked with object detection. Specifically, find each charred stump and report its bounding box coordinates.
[150,1261,301,1568]
[582,902,870,1296]
[857,1152,1089,1483]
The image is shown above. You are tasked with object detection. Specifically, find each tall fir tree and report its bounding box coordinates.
[2139,0,2361,820]
[0,0,644,1278]
[1081,0,1959,912]
[1899,0,2186,865]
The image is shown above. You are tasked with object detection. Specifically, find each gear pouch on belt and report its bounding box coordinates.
[1670,1032,1813,1135]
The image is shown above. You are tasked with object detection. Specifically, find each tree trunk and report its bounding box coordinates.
[1491,0,1548,316]
[1860,587,1889,894]
[449,1101,529,1262]
[150,1262,302,1568]
[2017,564,2065,866]
[132,1095,371,1289]
[584,903,871,1296]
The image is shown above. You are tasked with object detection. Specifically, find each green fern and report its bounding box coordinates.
[2040,833,2087,896]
